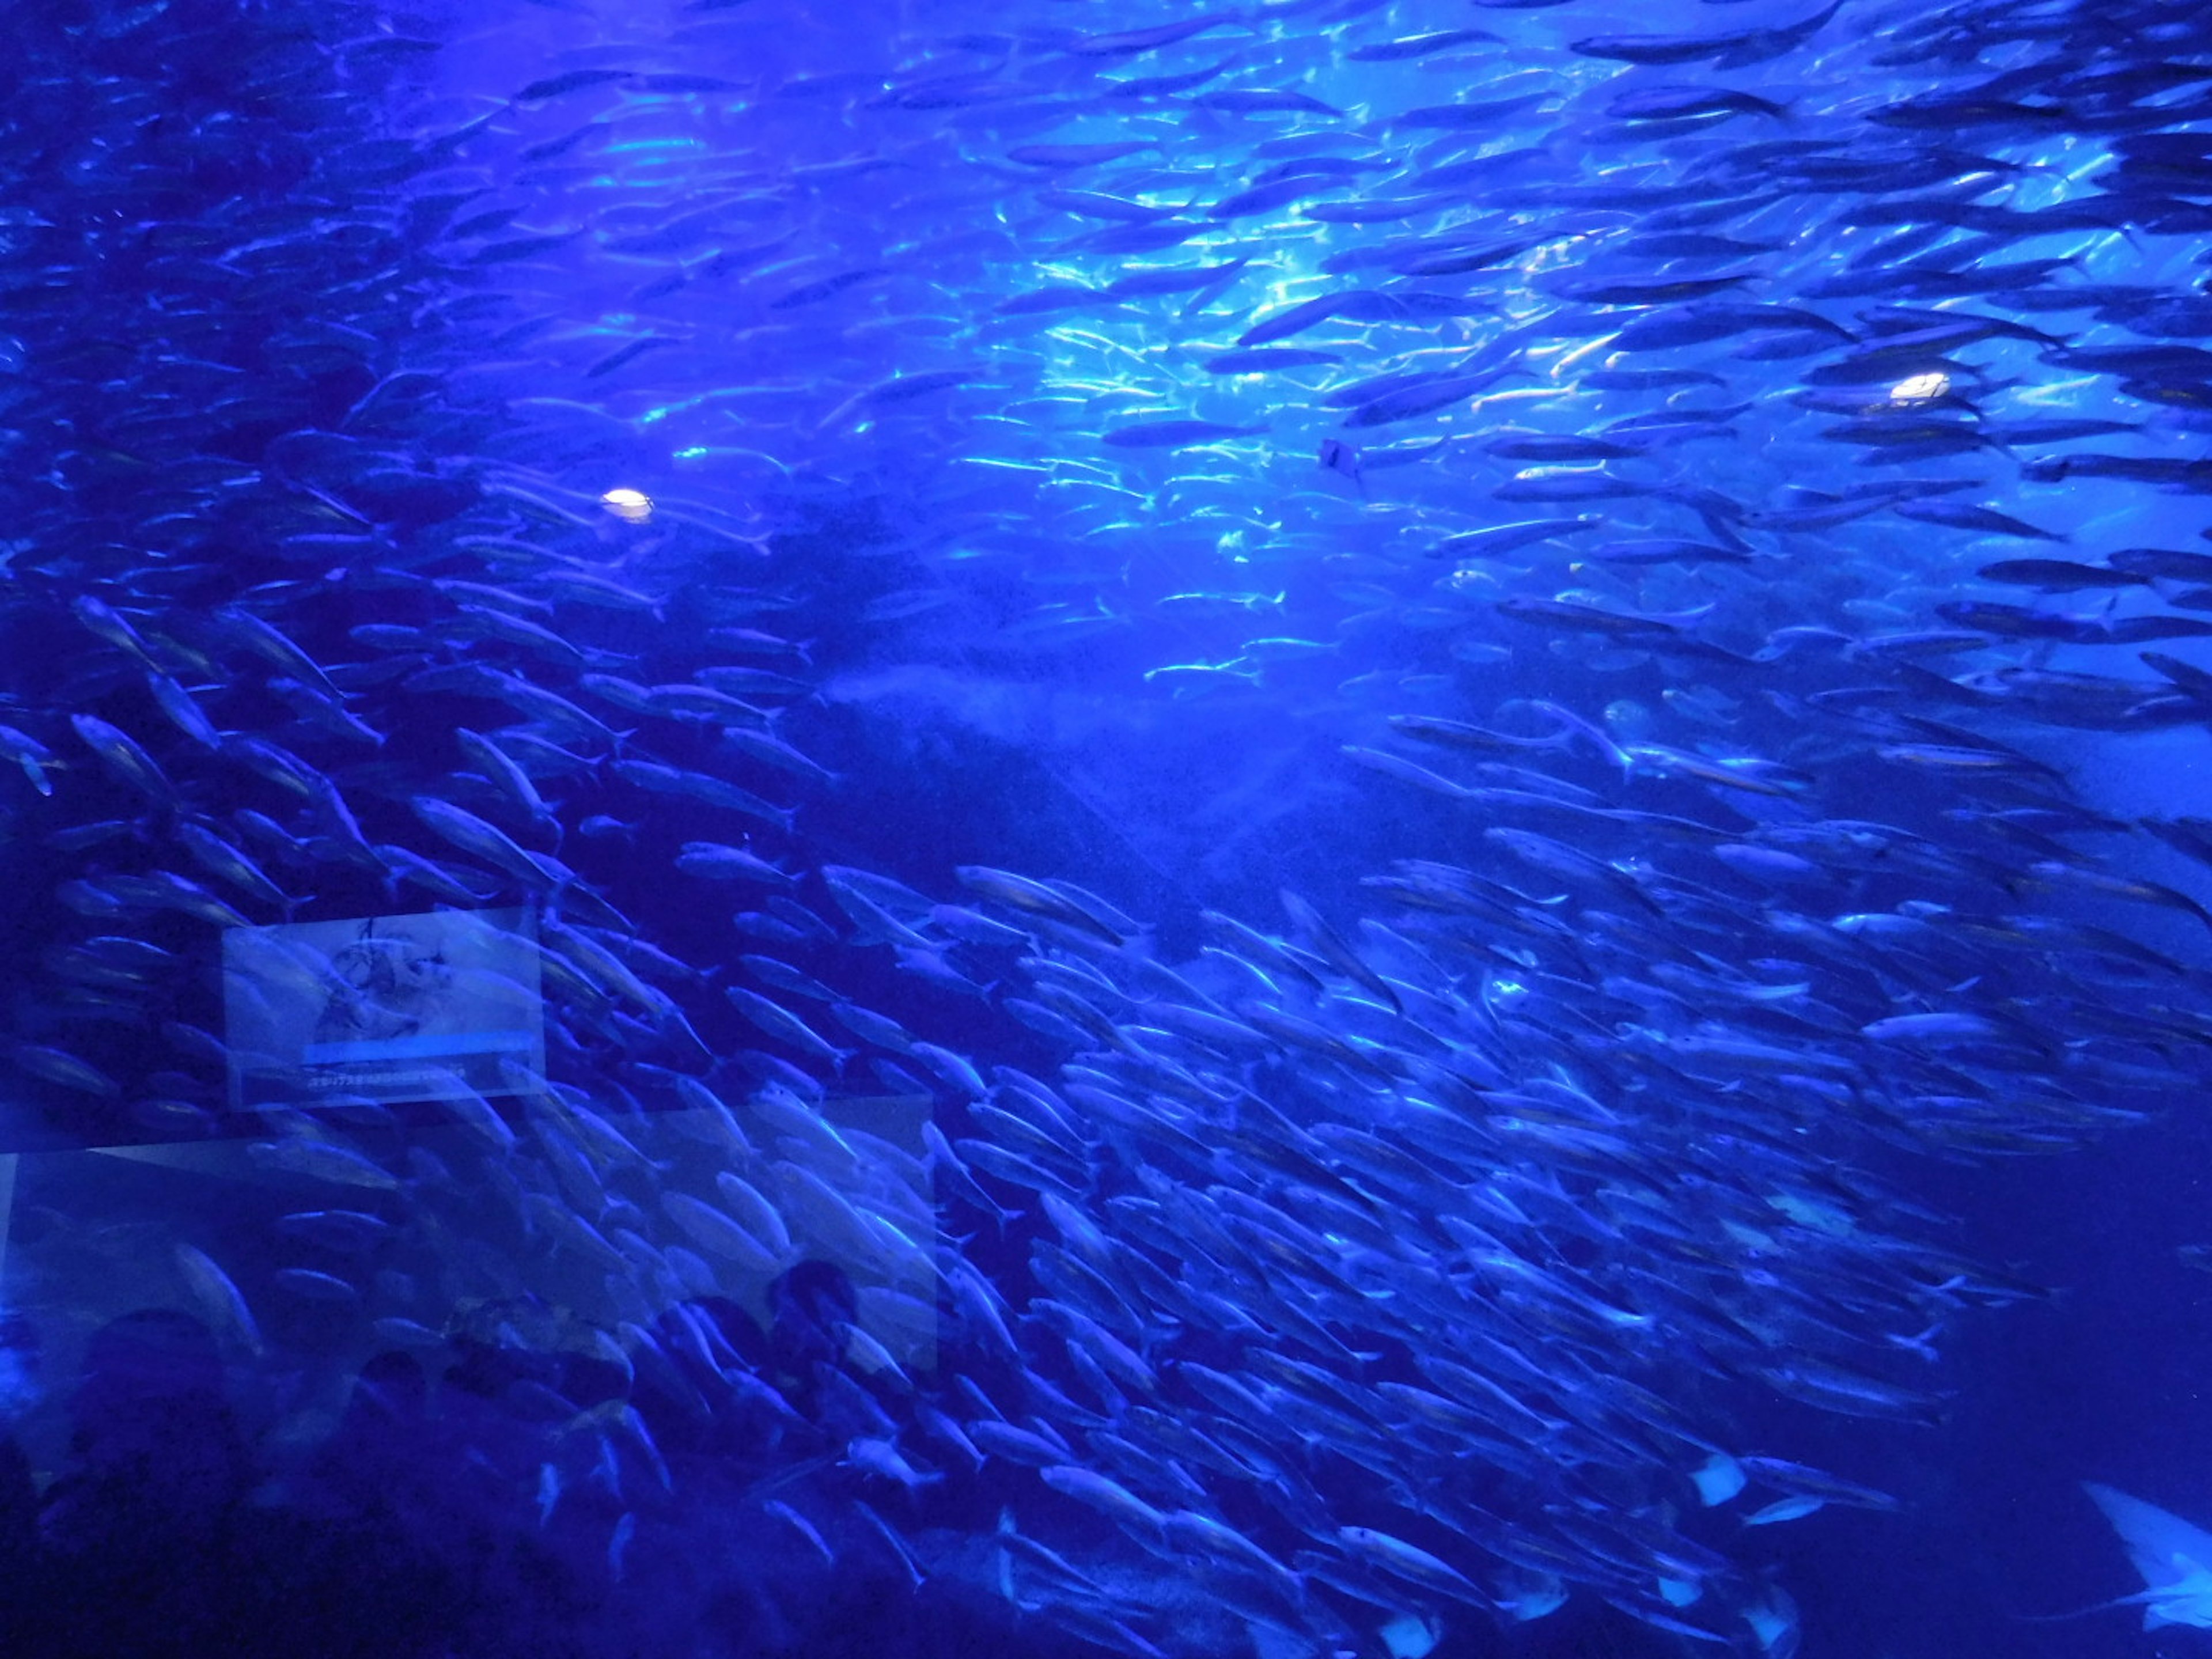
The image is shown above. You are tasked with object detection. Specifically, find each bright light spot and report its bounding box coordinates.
[1889,371,1949,404]
[600,487,653,524]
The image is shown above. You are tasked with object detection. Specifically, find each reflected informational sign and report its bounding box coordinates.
[222,908,544,1111]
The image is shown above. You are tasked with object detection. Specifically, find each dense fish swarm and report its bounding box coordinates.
[3,0,2212,1654]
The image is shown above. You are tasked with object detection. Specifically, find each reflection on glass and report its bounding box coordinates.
[223,909,545,1111]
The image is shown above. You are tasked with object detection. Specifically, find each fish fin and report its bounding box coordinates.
[2082,1483,2212,1628]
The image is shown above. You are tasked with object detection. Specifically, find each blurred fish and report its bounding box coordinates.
[9,7,2212,1658]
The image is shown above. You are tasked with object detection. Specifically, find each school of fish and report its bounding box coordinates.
[5,0,2212,1653]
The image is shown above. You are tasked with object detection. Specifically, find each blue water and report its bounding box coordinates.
[3,0,2212,1653]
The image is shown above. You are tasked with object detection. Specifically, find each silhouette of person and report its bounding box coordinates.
[39,1309,254,1657]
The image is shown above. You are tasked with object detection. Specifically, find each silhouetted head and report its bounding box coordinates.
[55,1309,249,1532]
[769,1259,858,1373]
[75,1308,225,1422]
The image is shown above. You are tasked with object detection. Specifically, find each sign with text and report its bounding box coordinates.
[224,908,543,1111]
